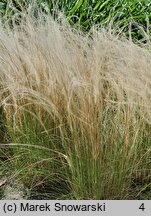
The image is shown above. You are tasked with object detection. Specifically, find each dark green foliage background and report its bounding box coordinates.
[0,0,151,40]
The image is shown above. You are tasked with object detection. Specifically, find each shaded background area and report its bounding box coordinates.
[1,0,151,41]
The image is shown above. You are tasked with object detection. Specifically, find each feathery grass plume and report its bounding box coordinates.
[0,8,151,199]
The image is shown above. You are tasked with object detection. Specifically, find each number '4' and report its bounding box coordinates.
[139,203,145,211]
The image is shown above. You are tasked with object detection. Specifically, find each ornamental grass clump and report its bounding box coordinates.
[0,10,151,199]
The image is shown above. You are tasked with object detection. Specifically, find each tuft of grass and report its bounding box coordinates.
[0,9,151,199]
